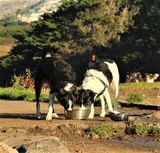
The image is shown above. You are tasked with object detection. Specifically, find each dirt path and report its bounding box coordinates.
[0,99,159,153]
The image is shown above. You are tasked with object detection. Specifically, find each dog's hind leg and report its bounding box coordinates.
[99,95,106,117]
[35,77,42,119]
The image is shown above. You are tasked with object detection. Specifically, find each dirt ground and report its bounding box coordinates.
[0,93,160,153]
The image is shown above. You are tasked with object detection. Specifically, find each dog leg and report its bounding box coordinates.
[80,104,86,110]
[35,80,41,119]
[99,95,106,117]
[88,103,94,119]
[46,93,55,120]
[68,99,73,110]
[36,103,41,119]
[52,94,59,118]
[103,89,113,112]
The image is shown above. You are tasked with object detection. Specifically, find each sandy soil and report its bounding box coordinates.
[0,99,159,153]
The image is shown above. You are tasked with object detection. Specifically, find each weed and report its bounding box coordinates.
[10,68,34,90]
[126,93,144,103]
[148,126,160,137]
[126,123,160,137]
[133,124,149,136]
[85,125,116,138]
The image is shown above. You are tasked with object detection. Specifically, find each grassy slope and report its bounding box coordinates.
[0,37,15,55]
[118,82,160,106]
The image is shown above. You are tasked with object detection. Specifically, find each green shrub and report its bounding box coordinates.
[126,93,144,103]
[133,124,149,136]
[126,124,160,137]
[85,125,115,138]
[148,126,160,137]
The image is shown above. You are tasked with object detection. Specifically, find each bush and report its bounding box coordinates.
[10,68,35,90]
[126,123,160,137]
[126,93,144,103]
[148,126,160,137]
[133,124,150,136]
[85,125,116,138]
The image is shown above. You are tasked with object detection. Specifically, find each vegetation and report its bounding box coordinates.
[120,82,160,88]
[0,87,48,102]
[85,123,160,138]
[85,125,116,138]
[0,21,30,53]
[126,124,160,137]
[1,0,160,85]
[126,93,144,103]
[12,0,139,56]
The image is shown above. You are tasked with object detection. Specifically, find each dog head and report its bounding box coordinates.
[57,82,78,110]
[78,89,96,107]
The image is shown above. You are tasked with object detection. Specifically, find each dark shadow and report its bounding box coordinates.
[119,102,160,110]
[0,113,39,120]
[0,113,65,120]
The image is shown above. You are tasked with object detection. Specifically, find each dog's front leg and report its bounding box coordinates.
[103,89,113,112]
[88,103,94,119]
[99,95,106,117]
[46,93,58,120]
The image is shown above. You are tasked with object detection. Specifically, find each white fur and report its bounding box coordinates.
[46,93,59,120]
[64,83,74,91]
[46,105,53,120]
[52,113,59,118]
[82,60,119,118]
[80,104,86,110]
[45,53,52,57]
[88,103,95,119]
[82,75,108,94]
[68,99,73,110]
[104,62,119,99]
[85,69,110,86]
[104,61,119,110]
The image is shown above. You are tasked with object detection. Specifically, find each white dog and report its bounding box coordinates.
[79,59,119,119]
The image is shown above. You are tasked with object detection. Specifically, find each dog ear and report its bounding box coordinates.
[89,91,96,98]
[59,88,65,95]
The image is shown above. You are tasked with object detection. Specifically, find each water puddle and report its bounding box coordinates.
[118,138,160,150]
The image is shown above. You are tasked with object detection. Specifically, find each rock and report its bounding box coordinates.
[24,137,70,153]
[0,143,18,153]
[1,136,69,153]
[153,111,160,119]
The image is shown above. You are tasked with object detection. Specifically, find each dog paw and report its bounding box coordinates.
[46,114,52,120]
[36,113,41,120]
[52,113,59,118]
[36,115,41,120]
[100,113,106,118]
[88,114,94,119]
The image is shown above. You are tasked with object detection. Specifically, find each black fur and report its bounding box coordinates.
[78,89,95,106]
[35,57,77,112]
[94,60,113,84]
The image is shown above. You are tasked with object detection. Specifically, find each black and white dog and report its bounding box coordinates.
[79,59,119,119]
[35,55,77,120]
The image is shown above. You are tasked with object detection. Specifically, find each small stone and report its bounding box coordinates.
[90,133,99,139]
[0,143,18,153]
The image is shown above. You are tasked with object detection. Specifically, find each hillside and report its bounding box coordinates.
[0,0,60,23]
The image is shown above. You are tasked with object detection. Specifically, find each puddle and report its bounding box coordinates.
[117,138,160,150]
